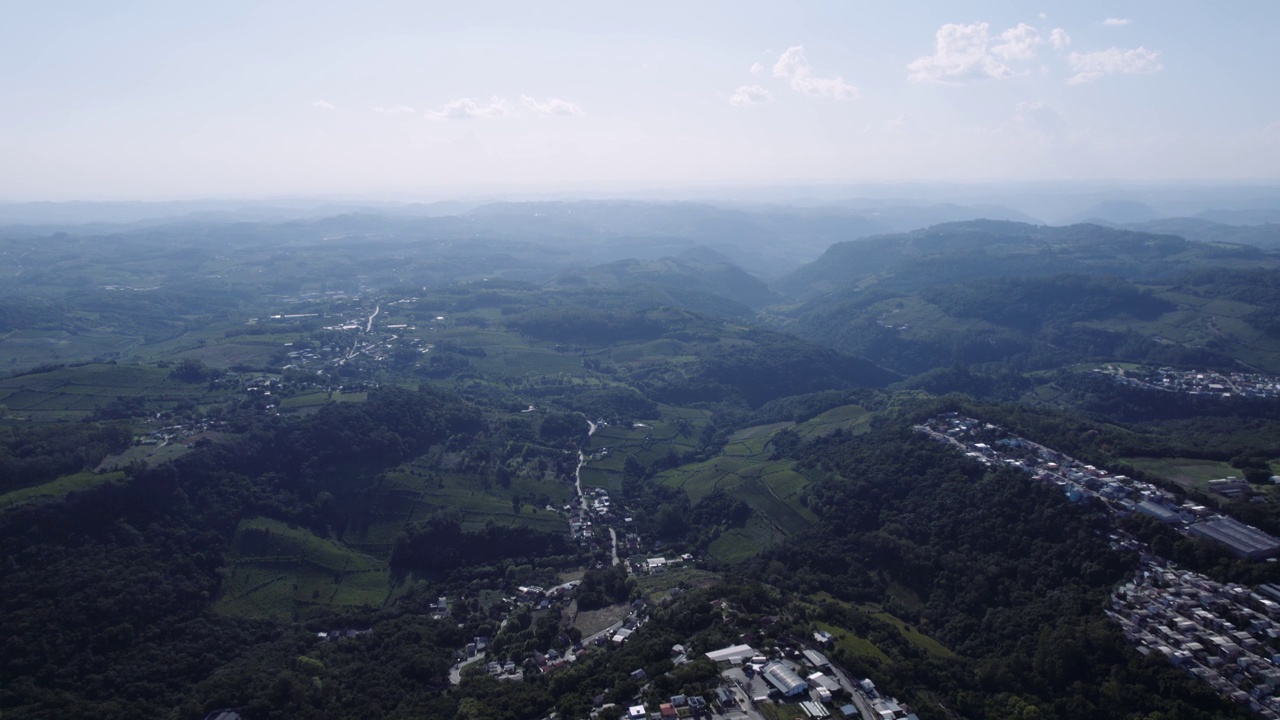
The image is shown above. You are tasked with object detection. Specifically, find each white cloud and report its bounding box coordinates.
[772,46,858,100]
[521,96,585,116]
[1013,100,1065,135]
[908,22,1015,83]
[1103,18,1131,26]
[1068,47,1162,84]
[1050,28,1071,51]
[421,95,584,120]
[312,100,335,110]
[729,85,773,106]
[750,61,764,75]
[993,23,1042,61]
[425,96,511,120]
[373,105,415,115]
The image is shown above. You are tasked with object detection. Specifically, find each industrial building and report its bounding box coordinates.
[705,644,757,664]
[1188,516,1280,559]
[761,661,809,697]
[802,649,831,668]
[1136,500,1180,524]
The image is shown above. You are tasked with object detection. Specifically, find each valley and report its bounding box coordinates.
[7,206,1280,719]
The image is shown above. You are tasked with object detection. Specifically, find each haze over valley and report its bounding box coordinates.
[7,3,1280,720]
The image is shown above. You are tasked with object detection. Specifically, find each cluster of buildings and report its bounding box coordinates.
[623,693,709,720]
[636,554,695,575]
[135,416,228,449]
[249,294,443,376]
[1094,365,1280,400]
[704,642,918,720]
[915,414,1280,559]
[568,487,612,540]
[1111,557,1280,717]
[918,413,1280,711]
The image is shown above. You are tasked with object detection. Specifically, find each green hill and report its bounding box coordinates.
[774,220,1277,301]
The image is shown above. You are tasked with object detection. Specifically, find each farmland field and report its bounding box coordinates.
[0,362,236,420]
[0,470,127,509]
[217,517,404,621]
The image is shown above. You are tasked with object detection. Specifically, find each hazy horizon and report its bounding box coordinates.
[5,1,1280,201]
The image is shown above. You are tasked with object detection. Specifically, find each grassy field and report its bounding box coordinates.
[632,564,722,605]
[277,389,367,409]
[1120,456,1263,503]
[815,620,891,664]
[706,517,785,564]
[0,470,127,509]
[0,362,235,420]
[0,330,140,376]
[577,410,707,495]
[1123,457,1240,485]
[862,604,956,659]
[654,409,874,562]
[217,517,404,621]
[571,602,631,639]
[793,404,875,438]
[809,592,955,662]
[335,461,576,558]
[96,440,193,471]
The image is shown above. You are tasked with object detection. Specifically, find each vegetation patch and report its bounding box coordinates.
[0,470,126,509]
[217,517,400,621]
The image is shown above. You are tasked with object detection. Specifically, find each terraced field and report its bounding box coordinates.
[578,410,707,493]
[217,517,403,621]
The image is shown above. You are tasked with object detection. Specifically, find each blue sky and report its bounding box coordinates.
[3,1,1278,200]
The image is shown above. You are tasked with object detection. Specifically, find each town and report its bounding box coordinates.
[917,413,1280,715]
[915,414,1280,560]
[1111,556,1280,718]
[1095,365,1280,400]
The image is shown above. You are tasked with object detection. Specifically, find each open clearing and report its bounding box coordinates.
[217,517,403,621]
[0,470,127,509]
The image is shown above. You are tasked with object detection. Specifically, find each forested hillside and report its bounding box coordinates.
[5,210,1280,719]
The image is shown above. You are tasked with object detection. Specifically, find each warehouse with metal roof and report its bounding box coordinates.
[761,661,808,697]
[1188,516,1280,559]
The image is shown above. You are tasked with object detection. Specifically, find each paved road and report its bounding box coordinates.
[573,419,598,510]
[449,652,485,685]
[581,619,626,647]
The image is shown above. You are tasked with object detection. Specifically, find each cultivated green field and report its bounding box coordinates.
[659,410,855,561]
[578,409,708,494]
[1122,457,1240,486]
[0,363,235,420]
[217,517,404,621]
[332,458,577,559]
[0,470,127,509]
[706,516,786,564]
[1119,455,1278,504]
[0,330,139,374]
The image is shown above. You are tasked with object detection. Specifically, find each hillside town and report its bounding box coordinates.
[1095,365,1280,400]
[1111,557,1280,718]
[917,413,1280,713]
[915,414,1280,560]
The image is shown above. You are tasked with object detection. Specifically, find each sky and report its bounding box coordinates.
[3,1,1279,200]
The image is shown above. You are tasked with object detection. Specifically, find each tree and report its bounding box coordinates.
[171,357,210,382]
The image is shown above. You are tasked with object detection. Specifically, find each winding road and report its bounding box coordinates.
[572,419,621,565]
